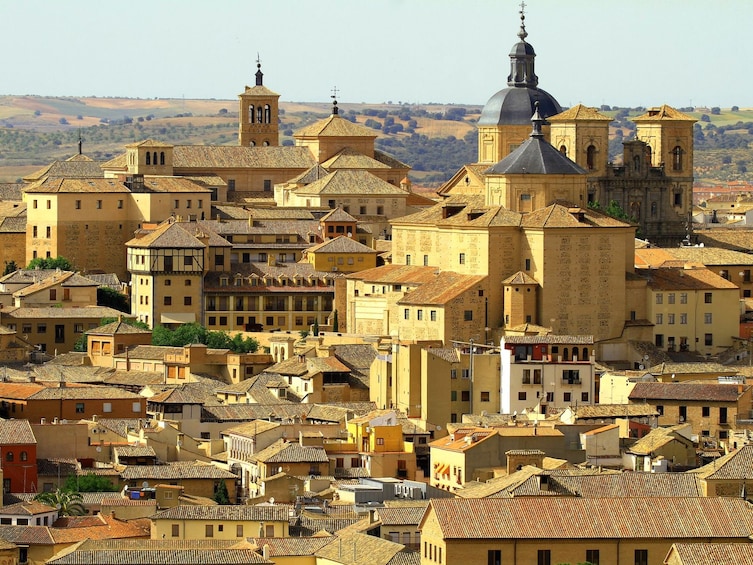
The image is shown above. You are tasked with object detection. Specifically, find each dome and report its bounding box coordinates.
[478,87,562,126]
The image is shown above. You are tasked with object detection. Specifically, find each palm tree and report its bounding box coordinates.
[34,489,86,516]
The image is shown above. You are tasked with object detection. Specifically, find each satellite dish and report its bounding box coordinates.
[268,497,275,505]
[142,481,149,488]
[638,364,645,370]
[96,446,102,452]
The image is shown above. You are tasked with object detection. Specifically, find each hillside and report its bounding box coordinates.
[1,96,752,188]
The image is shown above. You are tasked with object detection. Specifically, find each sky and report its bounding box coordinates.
[2,0,752,109]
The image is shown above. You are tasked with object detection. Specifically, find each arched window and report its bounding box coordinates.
[582,348,589,359]
[586,145,596,170]
[645,145,652,166]
[249,140,256,147]
[257,106,263,123]
[249,105,255,123]
[631,201,641,220]
[563,348,570,362]
[633,155,641,172]
[5,452,13,462]
[572,347,579,361]
[651,202,658,217]
[20,451,27,461]
[264,104,271,123]
[160,152,165,165]
[672,146,683,171]
[145,152,151,165]
[153,152,157,165]
[559,145,567,156]
[262,141,270,147]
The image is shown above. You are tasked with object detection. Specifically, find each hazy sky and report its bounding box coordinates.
[3,0,750,108]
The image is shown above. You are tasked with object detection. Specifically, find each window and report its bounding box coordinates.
[537,549,551,565]
[46,226,51,238]
[263,179,272,191]
[406,254,411,265]
[655,314,663,325]
[5,453,12,462]
[164,296,172,306]
[518,392,526,400]
[705,333,713,346]
[423,255,429,266]
[461,391,470,402]
[171,524,179,537]
[450,391,457,402]
[680,313,687,324]
[46,200,51,209]
[450,369,457,379]
[668,314,675,325]
[705,292,712,303]
[464,310,473,321]
[75,200,81,209]
[488,550,501,565]
[581,392,589,402]
[74,323,84,333]
[75,403,85,413]
[417,310,423,321]
[461,369,470,379]
[655,334,664,347]
[563,392,572,402]
[184,297,192,306]
[704,313,712,324]
[22,324,31,334]
[655,293,663,304]
[37,324,46,334]
[32,226,37,238]
[586,145,596,170]
[185,279,191,286]
[205,525,213,538]
[672,146,683,171]
[376,438,385,446]
[480,391,490,402]
[702,406,710,417]
[404,308,410,320]
[236,524,243,537]
[96,200,102,209]
[132,401,141,413]
[103,402,112,413]
[118,199,123,209]
[586,549,600,565]
[459,253,465,264]
[680,292,688,304]
[430,310,437,321]
[525,258,531,270]
[634,549,648,565]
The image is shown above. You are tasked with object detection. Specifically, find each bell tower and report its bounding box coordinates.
[238,57,280,147]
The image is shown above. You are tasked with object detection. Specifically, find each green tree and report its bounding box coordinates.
[64,473,118,492]
[332,310,339,332]
[214,480,230,504]
[97,287,129,312]
[151,323,257,353]
[2,260,18,276]
[312,318,319,336]
[26,256,73,270]
[34,489,86,516]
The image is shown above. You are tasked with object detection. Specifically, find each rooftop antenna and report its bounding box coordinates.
[331,86,339,115]
[78,130,82,155]
[255,53,263,86]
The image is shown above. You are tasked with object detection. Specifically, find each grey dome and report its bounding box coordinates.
[478,87,562,126]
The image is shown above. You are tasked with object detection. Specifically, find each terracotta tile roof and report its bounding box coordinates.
[628,426,693,455]
[0,419,36,444]
[252,440,329,464]
[295,115,377,139]
[249,536,332,556]
[0,525,55,544]
[633,105,696,122]
[120,462,236,481]
[430,429,498,452]
[202,403,311,422]
[0,216,27,234]
[49,513,149,543]
[320,207,358,223]
[24,177,131,194]
[3,306,125,320]
[692,444,753,480]
[637,266,738,291]
[668,543,753,565]
[694,228,753,253]
[629,382,747,402]
[548,104,612,122]
[514,471,704,498]
[306,236,377,254]
[572,404,659,418]
[314,531,405,565]
[521,202,631,229]
[322,147,391,170]
[30,386,142,401]
[292,170,407,197]
[0,501,55,515]
[114,445,156,458]
[126,222,206,249]
[373,150,410,170]
[86,320,151,336]
[377,506,428,526]
[346,264,439,285]
[456,466,543,499]
[664,246,753,266]
[397,271,485,306]
[23,155,105,182]
[173,145,316,170]
[425,497,753,539]
[47,539,272,565]
[100,497,157,507]
[426,348,460,363]
[152,504,288,522]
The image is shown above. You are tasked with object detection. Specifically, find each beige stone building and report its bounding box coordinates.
[150,505,289,540]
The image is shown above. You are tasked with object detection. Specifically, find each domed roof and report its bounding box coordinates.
[478,8,562,126]
[479,87,562,126]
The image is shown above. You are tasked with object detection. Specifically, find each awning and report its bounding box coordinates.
[160,312,196,324]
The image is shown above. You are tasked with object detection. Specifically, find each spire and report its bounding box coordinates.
[331,86,339,116]
[507,2,538,88]
[78,130,82,155]
[530,101,545,138]
[255,53,263,86]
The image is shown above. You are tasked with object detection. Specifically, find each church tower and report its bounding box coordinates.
[238,59,280,147]
[476,7,562,165]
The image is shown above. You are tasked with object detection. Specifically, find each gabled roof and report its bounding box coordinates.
[172,146,316,170]
[314,531,405,565]
[637,266,738,291]
[295,115,377,138]
[667,543,753,565]
[346,265,439,285]
[120,462,236,481]
[321,147,390,170]
[320,207,358,223]
[152,504,288,522]
[306,236,376,255]
[627,425,693,455]
[24,154,105,182]
[252,440,329,464]
[0,501,55,515]
[126,221,207,249]
[521,202,631,228]
[692,444,753,480]
[0,419,36,445]
[86,319,151,336]
[24,177,130,194]
[397,272,485,306]
[288,165,331,185]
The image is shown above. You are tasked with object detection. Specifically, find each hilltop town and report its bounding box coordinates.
[0,10,753,565]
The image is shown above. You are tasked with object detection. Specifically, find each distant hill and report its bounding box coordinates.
[1,96,752,188]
